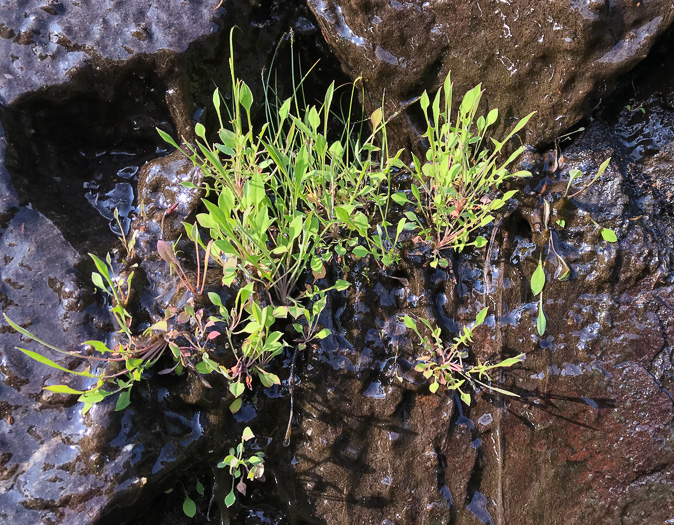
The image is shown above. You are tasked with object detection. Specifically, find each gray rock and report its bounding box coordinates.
[0,121,18,223]
[0,0,219,105]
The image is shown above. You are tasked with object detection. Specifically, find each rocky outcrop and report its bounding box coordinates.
[308,0,674,151]
[275,48,674,523]
[2,0,674,523]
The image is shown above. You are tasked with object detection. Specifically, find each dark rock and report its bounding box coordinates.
[0,0,219,105]
[308,0,674,151]
[0,122,18,225]
[273,55,674,523]
[131,150,204,258]
[0,207,234,525]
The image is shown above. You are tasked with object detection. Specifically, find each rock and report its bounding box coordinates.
[131,150,204,258]
[308,0,674,151]
[0,121,18,225]
[0,0,219,105]
[272,58,674,523]
[0,207,234,525]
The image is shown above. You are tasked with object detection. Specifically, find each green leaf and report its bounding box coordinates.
[195,361,210,374]
[352,246,369,258]
[315,328,331,339]
[45,384,85,395]
[288,215,303,241]
[196,480,205,495]
[18,348,94,377]
[91,272,106,291]
[258,371,280,387]
[334,279,350,291]
[474,236,487,248]
[242,426,255,441]
[229,397,242,413]
[240,82,253,112]
[78,389,110,405]
[115,388,131,411]
[411,184,421,204]
[230,382,245,397]
[420,91,430,113]
[391,192,409,206]
[156,128,180,149]
[195,122,206,140]
[83,340,111,354]
[486,108,498,127]
[279,98,291,121]
[208,292,223,307]
[310,256,323,274]
[403,315,417,331]
[429,381,439,394]
[494,354,525,368]
[212,88,221,115]
[531,258,545,296]
[308,106,320,131]
[225,489,236,508]
[537,295,547,336]
[601,228,617,243]
[183,495,197,518]
[474,307,489,326]
[460,391,472,406]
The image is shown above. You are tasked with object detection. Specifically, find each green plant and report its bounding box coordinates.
[529,156,617,338]
[217,426,265,507]
[157,236,213,296]
[5,33,543,520]
[4,253,173,413]
[531,256,547,337]
[114,208,138,261]
[392,74,534,265]
[403,307,524,404]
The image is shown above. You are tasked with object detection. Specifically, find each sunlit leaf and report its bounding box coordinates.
[115,388,131,411]
[225,489,236,507]
[531,257,545,296]
[403,315,417,331]
[18,348,94,377]
[230,382,245,397]
[537,295,546,336]
[45,384,85,395]
[474,307,489,326]
[352,246,369,258]
[334,279,350,291]
[601,228,617,243]
[460,391,471,406]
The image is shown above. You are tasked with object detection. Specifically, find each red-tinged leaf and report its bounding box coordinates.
[207,331,220,340]
[236,480,247,496]
[157,240,176,264]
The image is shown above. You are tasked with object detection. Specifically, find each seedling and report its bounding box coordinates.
[393,73,534,259]
[403,308,524,404]
[217,427,265,508]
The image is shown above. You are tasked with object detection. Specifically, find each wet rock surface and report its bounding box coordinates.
[0,123,18,223]
[0,0,330,523]
[1,1,674,524]
[130,150,204,258]
[0,0,219,105]
[0,208,235,524]
[308,0,674,151]
[274,40,674,522]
